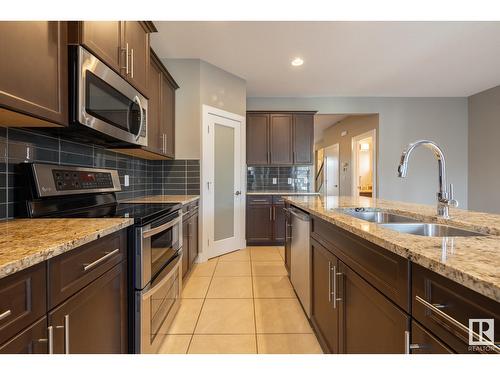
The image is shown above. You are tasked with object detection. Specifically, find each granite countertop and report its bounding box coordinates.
[0,218,134,280]
[283,195,500,302]
[247,191,319,196]
[124,195,200,205]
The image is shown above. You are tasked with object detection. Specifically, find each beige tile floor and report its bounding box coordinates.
[158,246,323,354]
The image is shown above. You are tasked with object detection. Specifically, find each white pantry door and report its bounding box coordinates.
[202,107,246,259]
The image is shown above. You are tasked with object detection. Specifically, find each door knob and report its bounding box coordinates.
[235,191,242,195]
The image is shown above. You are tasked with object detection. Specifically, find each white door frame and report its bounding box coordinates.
[200,105,246,262]
[351,129,377,197]
[324,143,340,196]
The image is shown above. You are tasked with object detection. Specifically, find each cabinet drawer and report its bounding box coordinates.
[48,230,126,309]
[410,320,454,354]
[310,216,410,312]
[273,196,285,205]
[412,264,500,354]
[0,317,48,354]
[247,195,272,205]
[0,263,46,345]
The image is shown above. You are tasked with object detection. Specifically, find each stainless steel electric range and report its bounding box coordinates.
[16,162,183,354]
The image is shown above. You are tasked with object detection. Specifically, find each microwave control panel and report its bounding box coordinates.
[52,170,114,191]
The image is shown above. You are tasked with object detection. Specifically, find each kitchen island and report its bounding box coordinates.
[284,195,500,354]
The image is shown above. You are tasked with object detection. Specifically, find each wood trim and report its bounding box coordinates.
[141,21,158,33]
[0,107,63,127]
[110,147,172,160]
[247,110,318,114]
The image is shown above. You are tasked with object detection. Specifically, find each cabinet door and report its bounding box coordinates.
[161,73,176,158]
[410,321,454,354]
[188,214,199,268]
[123,21,150,96]
[337,261,409,353]
[80,21,123,73]
[0,317,48,354]
[147,55,162,154]
[293,114,314,164]
[182,220,190,278]
[273,204,286,243]
[284,208,292,274]
[246,113,269,165]
[310,240,339,353]
[0,21,68,126]
[246,205,273,243]
[270,114,293,165]
[48,262,127,354]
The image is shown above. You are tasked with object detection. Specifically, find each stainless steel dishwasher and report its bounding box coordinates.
[289,207,311,318]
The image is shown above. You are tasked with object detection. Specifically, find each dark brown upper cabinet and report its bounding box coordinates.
[246,111,315,165]
[293,114,315,164]
[270,114,293,164]
[77,21,123,73]
[112,49,178,160]
[0,21,68,127]
[69,21,156,98]
[246,113,270,164]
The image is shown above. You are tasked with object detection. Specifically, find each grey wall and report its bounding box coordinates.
[468,85,500,214]
[247,97,468,207]
[162,58,246,160]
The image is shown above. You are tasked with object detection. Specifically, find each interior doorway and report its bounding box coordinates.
[324,143,340,196]
[351,129,377,198]
[201,105,246,261]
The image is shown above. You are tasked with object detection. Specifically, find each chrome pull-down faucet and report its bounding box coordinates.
[397,140,458,219]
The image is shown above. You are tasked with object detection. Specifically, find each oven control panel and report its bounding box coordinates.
[52,170,114,191]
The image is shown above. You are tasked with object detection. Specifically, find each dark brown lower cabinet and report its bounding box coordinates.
[48,262,128,354]
[337,261,409,353]
[181,203,199,278]
[0,318,48,354]
[310,239,340,353]
[246,204,274,244]
[410,321,454,354]
[273,204,286,242]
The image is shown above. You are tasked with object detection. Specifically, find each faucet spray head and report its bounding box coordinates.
[397,154,408,178]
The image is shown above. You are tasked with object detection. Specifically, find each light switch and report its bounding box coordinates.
[288,178,292,184]
[272,177,277,184]
[124,175,130,187]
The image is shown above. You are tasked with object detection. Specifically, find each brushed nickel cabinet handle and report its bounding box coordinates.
[252,199,268,202]
[0,309,12,321]
[328,261,332,303]
[130,48,134,78]
[47,326,54,354]
[121,43,129,75]
[55,315,70,354]
[333,265,337,308]
[404,330,410,354]
[83,248,120,272]
[415,295,500,353]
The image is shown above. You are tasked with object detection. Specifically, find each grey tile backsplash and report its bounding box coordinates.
[0,127,200,220]
[247,165,313,192]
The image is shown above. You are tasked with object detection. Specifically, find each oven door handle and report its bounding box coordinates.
[134,95,145,141]
[141,255,181,300]
[142,214,183,239]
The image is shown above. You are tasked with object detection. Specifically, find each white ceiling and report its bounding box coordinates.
[151,21,500,97]
[313,114,348,143]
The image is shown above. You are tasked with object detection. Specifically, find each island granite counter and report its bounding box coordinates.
[283,195,500,303]
[0,218,134,279]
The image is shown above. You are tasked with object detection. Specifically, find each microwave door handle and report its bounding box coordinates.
[134,95,144,140]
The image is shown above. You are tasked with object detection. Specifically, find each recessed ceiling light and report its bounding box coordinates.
[291,57,304,67]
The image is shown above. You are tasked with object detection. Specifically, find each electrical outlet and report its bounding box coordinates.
[272,177,277,184]
[288,178,292,184]
[124,175,130,187]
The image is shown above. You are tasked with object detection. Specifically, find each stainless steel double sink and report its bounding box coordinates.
[341,209,486,237]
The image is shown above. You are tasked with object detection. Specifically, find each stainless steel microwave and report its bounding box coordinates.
[69,46,148,147]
